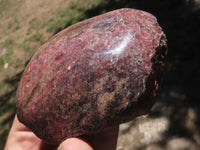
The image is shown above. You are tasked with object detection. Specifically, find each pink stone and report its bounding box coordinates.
[16,8,167,144]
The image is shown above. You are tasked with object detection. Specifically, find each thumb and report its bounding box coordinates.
[57,138,94,150]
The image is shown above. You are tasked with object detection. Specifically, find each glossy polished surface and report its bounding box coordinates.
[17,8,167,144]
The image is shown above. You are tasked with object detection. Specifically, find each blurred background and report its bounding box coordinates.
[0,0,200,149]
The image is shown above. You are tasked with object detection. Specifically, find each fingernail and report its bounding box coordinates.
[57,138,93,150]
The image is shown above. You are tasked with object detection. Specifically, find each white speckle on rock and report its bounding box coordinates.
[67,66,71,70]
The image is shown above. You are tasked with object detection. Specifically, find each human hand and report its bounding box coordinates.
[5,115,119,150]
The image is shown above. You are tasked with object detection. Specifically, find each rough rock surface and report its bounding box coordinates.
[16,8,167,144]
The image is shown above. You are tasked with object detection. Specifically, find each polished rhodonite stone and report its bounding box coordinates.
[16,8,167,144]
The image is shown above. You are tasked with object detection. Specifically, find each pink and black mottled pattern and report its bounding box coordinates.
[16,8,167,144]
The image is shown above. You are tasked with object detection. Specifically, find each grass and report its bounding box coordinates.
[0,82,13,98]
[18,38,31,52]
[46,0,103,33]
[31,33,43,41]
[14,17,18,23]
[0,89,16,147]
[3,38,14,46]
[8,21,13,29]
[0,57,4,66]
[29,18,37,29]
[8,17,19,30]
[18,42,31,52]
[4,83,12,93]
[0,81,2,89]
[5,48,13,58]
[46,9,82,32]
[0,48,13,67]
[27,18,41,35]
[0,0,8,15]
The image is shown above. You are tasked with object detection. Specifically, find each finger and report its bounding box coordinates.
[10,115,30,132]
[80,126,119,150]
[5,115,57,150]
[58,138,93,150]
[5,115,42,150]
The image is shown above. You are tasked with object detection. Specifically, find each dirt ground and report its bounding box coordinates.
[1,0,200,149]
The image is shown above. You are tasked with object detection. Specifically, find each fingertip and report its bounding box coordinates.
[58,138,94,150]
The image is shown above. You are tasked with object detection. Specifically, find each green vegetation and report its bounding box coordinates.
[0,82,13,96]
[31,33,43,41]
[3,38,14,46]
[18,40,31,52]
[46,0,103,32]
[5,48,13,58]
[0,0,8,15]
[14,17,18,23]
[0,57,4,66]
[0,87,16,148]
[4,83,12,93]
[29,18,37,30]
[0,48,13,67]
[27,18,41,34]
[8,17,19,29]
[15,25,20,30]
[8,21,13,29]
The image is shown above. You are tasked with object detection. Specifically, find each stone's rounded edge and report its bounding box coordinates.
[137,31,167,115]
[16,8,167,145]
[104,31,167,127]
